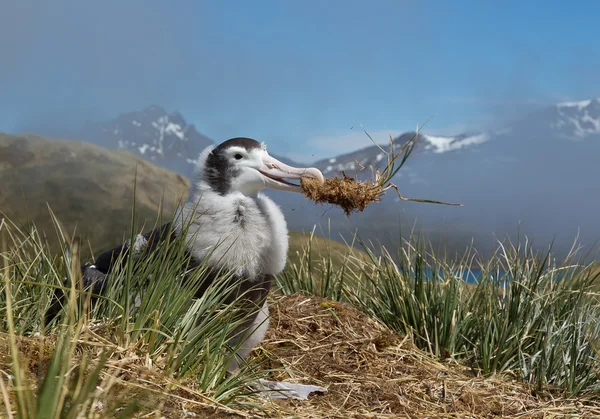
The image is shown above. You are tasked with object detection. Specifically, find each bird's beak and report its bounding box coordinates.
[257,151,324,192]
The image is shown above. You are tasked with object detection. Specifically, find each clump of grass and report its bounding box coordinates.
[0,215,122,417]
[301,128,461,216]
[277,225,362,300]
[301,174,380,217]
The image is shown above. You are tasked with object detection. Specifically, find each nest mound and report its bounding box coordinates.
[256,294,600,418]
[301,175,381,216]
[2,297,599,418]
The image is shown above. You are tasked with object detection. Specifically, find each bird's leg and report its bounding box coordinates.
[225,303,327,400]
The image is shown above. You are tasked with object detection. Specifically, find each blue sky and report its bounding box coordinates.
[1,0,599,161]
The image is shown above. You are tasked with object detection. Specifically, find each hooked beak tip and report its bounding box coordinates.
[305,168,324,184]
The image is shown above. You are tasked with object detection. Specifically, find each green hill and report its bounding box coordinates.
[0,133,189,258]
[287,230,369,267]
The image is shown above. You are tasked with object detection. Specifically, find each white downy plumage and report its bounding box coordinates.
[175,138,327,399]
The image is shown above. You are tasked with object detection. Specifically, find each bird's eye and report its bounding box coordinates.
[234,153,243,160]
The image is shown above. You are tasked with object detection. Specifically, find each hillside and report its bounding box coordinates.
[0,133,189,258]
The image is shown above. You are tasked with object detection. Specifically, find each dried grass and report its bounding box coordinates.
[301,131,462,216]
[301,174,381,217]
[0,332,255,418]
[2,296,600,418]
[253,294,600,418]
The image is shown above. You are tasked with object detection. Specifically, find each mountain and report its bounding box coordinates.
[71,106,327,238]
[83,105,214,177]
[81,105,310,180]
[527,98,600,140]
[313,98,600,180]
[11,99,600,261]
[313,131,489,180]
[307,98,600,260]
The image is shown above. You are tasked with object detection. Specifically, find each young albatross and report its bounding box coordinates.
[69,137,327,398]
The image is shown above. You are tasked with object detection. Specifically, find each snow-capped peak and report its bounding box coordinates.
[313,131,487,177]
[92,106,213,172]
[556,98,599,111]
[421,133,489,153]
[551,98,600,139]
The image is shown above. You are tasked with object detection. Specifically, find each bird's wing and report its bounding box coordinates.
[46,223,178,324]
[82,222,176,293]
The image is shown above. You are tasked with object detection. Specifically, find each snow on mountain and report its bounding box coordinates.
[551,98,600,138]
[314,131,488,177]
[421,133,489,153]
[557,99,594,111]
[312,96,600,184]
[84,105,309,179]
[87,105,214,176]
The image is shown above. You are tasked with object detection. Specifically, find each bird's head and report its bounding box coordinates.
[194,138,324,197]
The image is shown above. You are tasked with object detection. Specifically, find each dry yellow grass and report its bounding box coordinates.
[253,295,600,418]
[3,295,600,418]
[301,174,381,217]
[300,133,461,217]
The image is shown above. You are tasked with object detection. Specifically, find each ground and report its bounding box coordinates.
[3,295,599,418]
[250,295,600,419]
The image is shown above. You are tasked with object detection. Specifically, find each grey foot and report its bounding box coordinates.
[252,379,327,400]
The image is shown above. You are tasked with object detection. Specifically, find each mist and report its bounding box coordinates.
[7,2,596,146]
[0,1,349,148]
[1,0,600,261]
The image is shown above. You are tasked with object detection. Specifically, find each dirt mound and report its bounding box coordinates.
[256,294,600,418]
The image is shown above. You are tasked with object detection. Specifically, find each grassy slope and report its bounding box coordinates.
[0,133,190,259]
[287,231,368,267]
